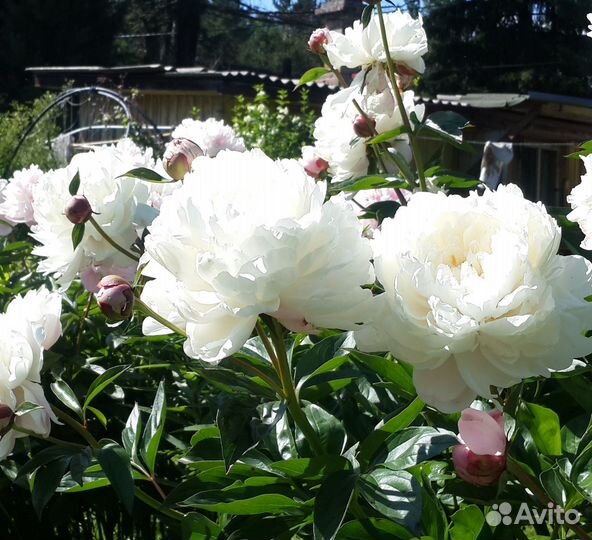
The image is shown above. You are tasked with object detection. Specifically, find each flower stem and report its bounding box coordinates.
[507,457,591,540]
[231,356,284,396]
[320,53,348,88]
[51,406,99,447]
[135,298,187,338]
[375,3,427,192]
[13,426,87,450]
[134,487,185,521]
[266,318,325,456]
[88,216,140,262]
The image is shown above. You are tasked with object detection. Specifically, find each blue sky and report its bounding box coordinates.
[247,0,277,10]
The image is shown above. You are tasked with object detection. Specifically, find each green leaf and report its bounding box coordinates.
[314,470,358,540]
[117,167,167,182]
[337,518,414,540]
[449,505,484,540]
[361,3,373,28]
[32,458,70,516]
[296,67,330,89]
[83,364,131,412]
[71,223,85,250]
[15,401,44,416]
[433,175,481,189]
[518,402,562,456]
[69,449,92,487]
[377,427,458,469]
[358,397,424,467]
[270,456,351,480]
[68,171,80,195]
[140,380,167,475]
[87,406,107,428]
[351,351,416,398]
[329,175,409,194]
[567,140,592,159]
[95,444,135,514]
[18,446,81,477]
[295,333,350,386]
[359,469,422,531]
[181,512,223,540]
[217,398,257,472]
[182,492,300,515]
[419,111,471,147]
[50,379,83,420]
[298,402,346,456]
[122,403,142,465]
[367,126,407,145]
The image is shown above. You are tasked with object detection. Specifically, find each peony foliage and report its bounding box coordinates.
[1,6,592,540]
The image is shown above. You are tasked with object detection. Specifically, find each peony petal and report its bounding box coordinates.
[458,408,506,455]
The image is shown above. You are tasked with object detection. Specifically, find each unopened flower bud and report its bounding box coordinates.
[300,146,329,179]
[96,275,134,321]
[0,403,14,431]
[395,63,417,90]
[353,115,376,138]
[64,195,92,224]
[164,138,203,180]
[308,28,331,55]
[452,408,507,486]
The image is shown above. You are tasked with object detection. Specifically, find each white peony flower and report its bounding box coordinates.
[313,67,423,182]
[355,184,592,413]
[0,164,44,227]
[0,287,62,460]
[141,149,374,363]
[31,140,153,289]
[567,154,592,249]
[171,118,246,158]
[587,13,592,38]
[325,10,428,73]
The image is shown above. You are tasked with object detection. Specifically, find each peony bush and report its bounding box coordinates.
[1,5,592,540]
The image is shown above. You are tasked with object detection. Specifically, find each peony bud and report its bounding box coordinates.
[164,138,203,180]
[64,195,92,224]
[0,403,14,432]
[308,28,331,55]
[96,275,135,321]
[300,146,329,179]
[353,115,376,138]
[395,63,417,90]
[452,408,507,486]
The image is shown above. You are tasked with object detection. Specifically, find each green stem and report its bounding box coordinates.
[352,98,408,206]
[320,53,348,88]
[231,356,284,396]
[88,216,140,262]
[375,3,427,192]
[267,319,325,456]
[51,406,99,447]
[135,298,187,338]
[134,487,185,521]
[507,458,591,540]
[13,426,86,450]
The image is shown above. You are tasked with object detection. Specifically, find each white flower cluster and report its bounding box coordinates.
[0,287,62,459]
[355,185,592,412]
[31,140,155,291]
[567,155,592,250]
[140,149,374,363]
[312,67,423,182]
[0,164,44,228]
[171,118,246,158]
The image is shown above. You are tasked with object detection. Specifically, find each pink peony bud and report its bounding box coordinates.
[164,138,204,180]
[308,28,331,55]
[300,146,329,179]
[64,195,92,224]
[0,403,14,431]
[96,275,135,321]
[452,408,507,486]
[353,115,376,138]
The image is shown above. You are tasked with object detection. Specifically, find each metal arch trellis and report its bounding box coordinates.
[4,86,166,178]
